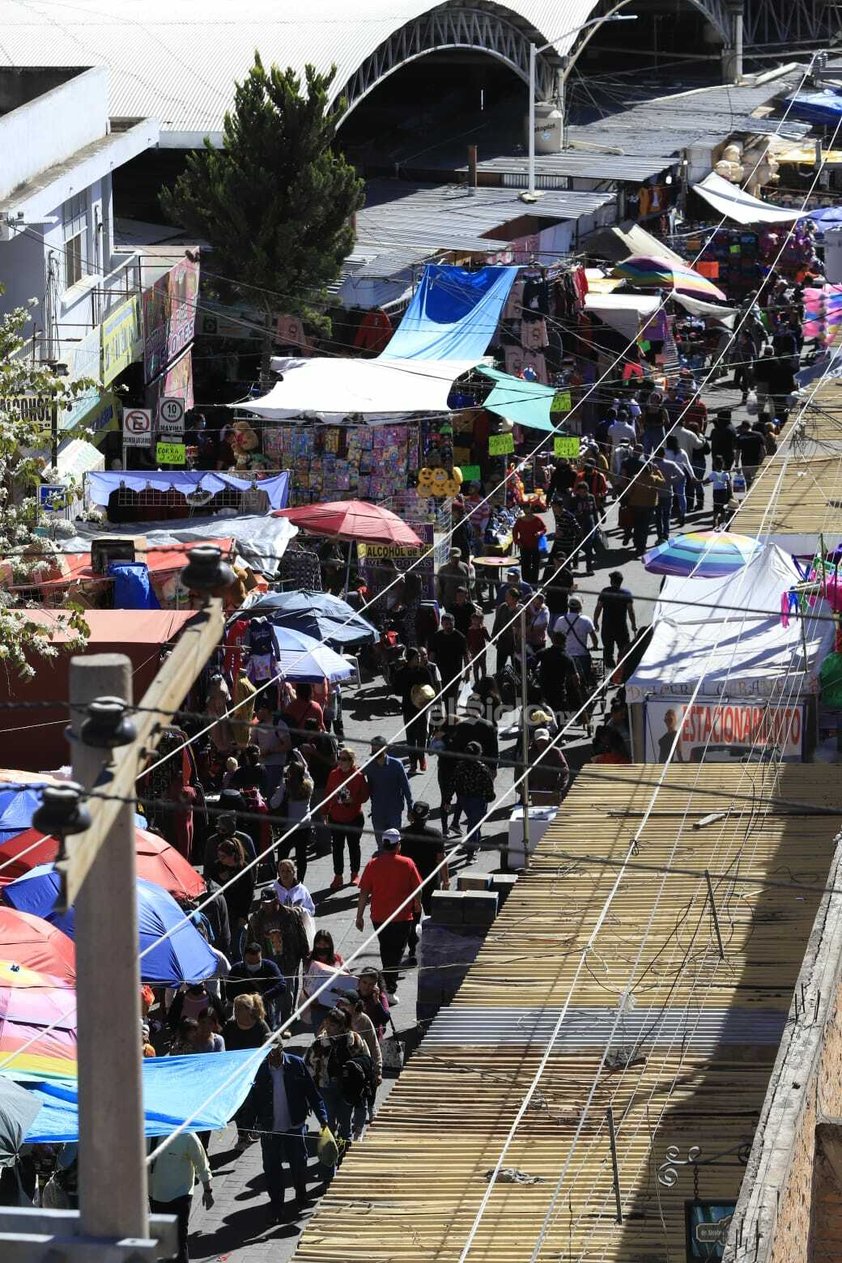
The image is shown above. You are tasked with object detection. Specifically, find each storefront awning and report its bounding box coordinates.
[476,367,558,432]
[692,172,803,226]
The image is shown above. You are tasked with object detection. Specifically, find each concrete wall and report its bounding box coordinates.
[0,67,108,201]
[724,839,842,1262]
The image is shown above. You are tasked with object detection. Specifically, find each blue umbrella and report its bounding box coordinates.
[0,788,46,846]
[2,867,218,985]
[271,626,356,684]
[243,590,376,647]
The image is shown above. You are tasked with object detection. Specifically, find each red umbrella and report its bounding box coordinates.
[0,907,75,985]
[0,828,204,901]
[274,499,422,547]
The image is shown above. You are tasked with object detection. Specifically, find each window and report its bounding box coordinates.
[63,192,87,289]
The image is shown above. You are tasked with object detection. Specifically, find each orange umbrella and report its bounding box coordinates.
[273,499,422,547]
[0,908,75,985]
[0,828,204,901]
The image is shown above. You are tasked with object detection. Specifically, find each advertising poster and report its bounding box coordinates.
[643,700,805,763]
[142,258,200,383]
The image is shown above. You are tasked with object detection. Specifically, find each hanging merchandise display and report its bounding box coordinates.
[261,424,420,505]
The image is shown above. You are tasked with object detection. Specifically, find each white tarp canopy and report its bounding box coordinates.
[692,172,804,225]
[609,223,687,267]
[671,292,737,325]
[626,543,835,701]
[584,291,660,341]
[240,355,486,422]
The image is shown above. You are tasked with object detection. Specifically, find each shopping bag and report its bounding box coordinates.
[317,1125,339,1168]
[381,1016,404,1077]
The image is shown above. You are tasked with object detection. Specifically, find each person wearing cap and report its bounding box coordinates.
[436,547,473,607]
[248,888,310,999]
[355,830,422,998]
[593,571,637,669]
[495,568,533,605]
[491,585,524,676]
[446,585,480,638]
[365,736,413,849]
[401,802,448,958]
[522,728,569,805]
[429,612,469,715]
[512,503,547,584]
[393,647,436,775]
[202,793,256,872]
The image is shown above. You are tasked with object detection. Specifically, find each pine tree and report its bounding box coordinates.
[161,55,364,370]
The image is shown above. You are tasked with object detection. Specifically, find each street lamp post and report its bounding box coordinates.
[525,9,638,199]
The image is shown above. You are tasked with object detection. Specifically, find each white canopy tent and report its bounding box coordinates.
[626,543,835,702]
[240,355,487,422]
[584,291,661,341]
[692,172,803,225]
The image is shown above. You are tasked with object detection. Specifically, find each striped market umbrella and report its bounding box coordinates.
[644,531,763,578]
[613,255,728,302]
[0,960,76,1080]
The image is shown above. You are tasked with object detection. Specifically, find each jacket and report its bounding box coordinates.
[254,1052,328,1133]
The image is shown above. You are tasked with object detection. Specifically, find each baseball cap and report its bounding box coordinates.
[381,829,401,849]
[410,800,430,819]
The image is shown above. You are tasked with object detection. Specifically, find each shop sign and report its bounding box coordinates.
[101,296,142,385]
[146,347,194,413]
[551,390,572,413]
[685,1200,736,1260]
[643,700,805,763]
[488,432,515,456]
[553,436,580,458]
[0,395,54,425]
[39,484,68,512]
[142,258,200,383]
[460,464,481,482]
[155,441,186,465]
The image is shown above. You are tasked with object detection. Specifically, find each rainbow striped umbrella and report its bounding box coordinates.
[613,255,728,302]
[644,531,763,578]
[0,960,76,1081]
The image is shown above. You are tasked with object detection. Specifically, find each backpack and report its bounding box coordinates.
[337,1052,374,1104]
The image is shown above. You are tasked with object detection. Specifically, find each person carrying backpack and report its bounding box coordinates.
[304,1007,373,1151]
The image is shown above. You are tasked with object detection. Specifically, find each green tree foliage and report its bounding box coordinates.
[0,300,88,677]
[161,55,364,335]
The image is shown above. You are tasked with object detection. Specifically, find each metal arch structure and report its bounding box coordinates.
[743,0,837,51]
[338,5,560,120]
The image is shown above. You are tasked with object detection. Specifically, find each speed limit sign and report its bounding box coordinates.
[123,408,152,447]
[157,396,185,435]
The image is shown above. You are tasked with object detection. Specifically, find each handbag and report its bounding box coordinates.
[381,1016,404,1076]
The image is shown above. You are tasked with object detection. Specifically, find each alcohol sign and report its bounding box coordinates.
[157,396,185,434]
[155,442,187,466]
[123,408,153,447]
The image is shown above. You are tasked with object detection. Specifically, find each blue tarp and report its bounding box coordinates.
[108,562,160,610]
[782,89,842,126]
[0,788,45,846]
[3,868,219,985]
[87,470,290,510]
[21,1049,269,1143]
[380,265,518,361]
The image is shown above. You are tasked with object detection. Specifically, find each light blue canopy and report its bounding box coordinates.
[381,265,518,361]
[477,366,559,432]
[272,626,356,683]
[21,1049,269,1142]
[87,470,290,510]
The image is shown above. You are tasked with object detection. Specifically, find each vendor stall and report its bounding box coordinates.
[626,543,836,762]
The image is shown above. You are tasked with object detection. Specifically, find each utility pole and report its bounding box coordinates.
[71,655,148,1241]
[0,550,227,1260]
[520,604,531,867]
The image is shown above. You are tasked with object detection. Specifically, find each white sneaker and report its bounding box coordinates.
[387,991,400,1006]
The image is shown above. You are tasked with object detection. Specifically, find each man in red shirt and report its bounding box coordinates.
[511,504,546,584]
[355,829,422,1000]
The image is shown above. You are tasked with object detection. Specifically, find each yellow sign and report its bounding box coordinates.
[554,436,580,458]
[551,390,572,413]
[101,296,142,385]
[155,441,186,465]
[488,432,515,456]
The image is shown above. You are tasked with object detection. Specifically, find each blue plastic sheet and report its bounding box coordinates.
[108,562,161,610]
[381,265,518,361]
[87,470,290,510]
[3,868,219,985]
[0,788,45,846]
[21,1049,270,1142]
[782,89,842,126]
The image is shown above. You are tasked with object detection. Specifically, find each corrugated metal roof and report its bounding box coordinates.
[294,763,842,1263]
[460,152,669,183]
[356,179,615,253]
[0,0,601,139]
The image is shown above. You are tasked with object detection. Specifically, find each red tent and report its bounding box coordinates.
[0,907,75,984]
[0,827,204,900]
[274,500,422,547]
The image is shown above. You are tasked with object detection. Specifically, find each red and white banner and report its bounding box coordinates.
[643,700,805,763]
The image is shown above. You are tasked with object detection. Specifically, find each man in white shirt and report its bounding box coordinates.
[149,1131,213,1263]
[672,421,706,462]
[553,598,599,660]
[607,414,637,451]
